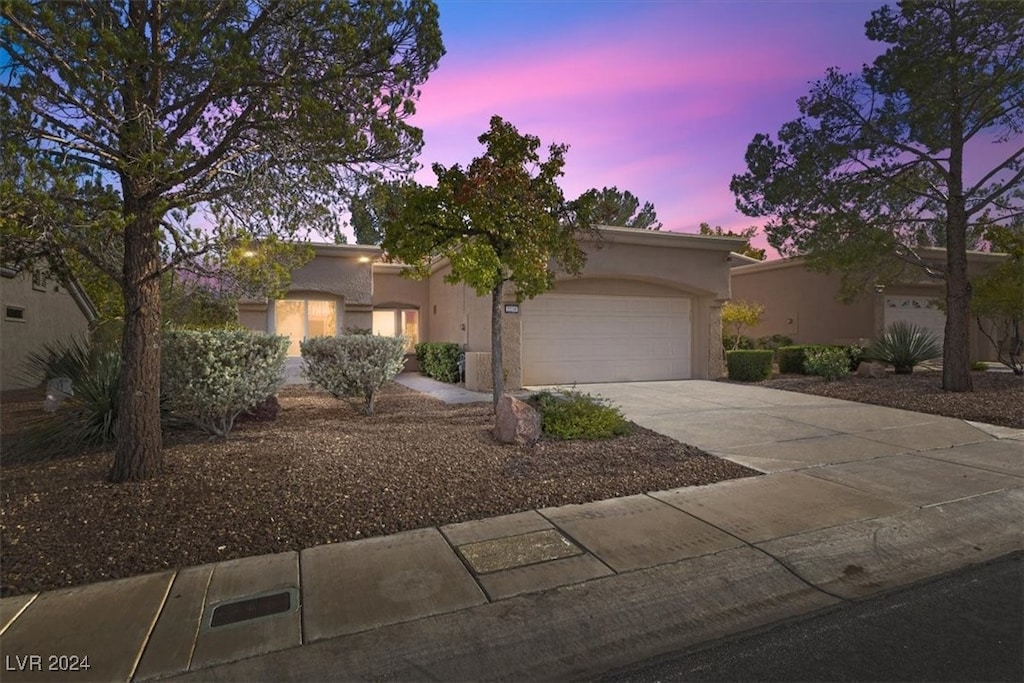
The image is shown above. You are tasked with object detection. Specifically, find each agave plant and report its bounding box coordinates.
[15,338,123,459]
[867,321,942,374]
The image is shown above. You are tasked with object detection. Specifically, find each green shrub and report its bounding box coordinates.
[844,344,866,372]
[17,337,123,458]
[777,345,805,374]
[756,334,794,354]
[302,334,406,414]
[726,349,774,381]
[971,361,988,371]
[722,334,755,352]
[531,390,630,440]
[804,347,850,381]
[162,329,288,436]
[415,341,462,383]
[867,322,942,374]
[777,345,827,374]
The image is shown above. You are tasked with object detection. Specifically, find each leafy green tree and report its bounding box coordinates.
[730,1,1024,393]
[698,223,766,261]
[381,115,596,407]
[1,0,443,481]
[973,223,1024,374]
[585,186,662,231]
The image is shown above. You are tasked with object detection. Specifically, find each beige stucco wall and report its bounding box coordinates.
[444,228,740,387]
[731,254,1003,360]
[730,263,875,346]
[259,229,740,386]
[1,271,92,391]
[372,268,431,342]
[289,245,377,305]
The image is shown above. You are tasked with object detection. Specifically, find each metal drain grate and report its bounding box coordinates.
[210,591,291,628]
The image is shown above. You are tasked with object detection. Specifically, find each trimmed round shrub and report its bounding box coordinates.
[302,334,406,414]
[804,347,850,381]
[162,329,288,437]
[726,349,774,382]
[867,322,942,374]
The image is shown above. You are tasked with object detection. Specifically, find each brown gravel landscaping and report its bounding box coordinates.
[741,370,1022,429]
[3,371,1019,598]
[0,383,757,597]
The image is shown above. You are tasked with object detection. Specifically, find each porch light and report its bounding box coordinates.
[358,256,371,263]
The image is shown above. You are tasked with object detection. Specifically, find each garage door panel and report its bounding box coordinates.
[522,293,691,385]
[884,296,945,346]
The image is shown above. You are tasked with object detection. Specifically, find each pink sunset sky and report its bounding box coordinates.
[407,0,887,255]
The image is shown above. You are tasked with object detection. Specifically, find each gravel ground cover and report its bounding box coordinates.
[0,383,756,597]
[739,370,1022,429]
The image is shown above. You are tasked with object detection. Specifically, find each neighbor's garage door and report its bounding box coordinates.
[522,294,691,385]
[884,296,946,348]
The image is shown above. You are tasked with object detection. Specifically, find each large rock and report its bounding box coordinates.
[856,361,887,379]
[494,394,541,446]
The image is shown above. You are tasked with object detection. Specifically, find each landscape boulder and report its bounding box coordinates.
[494,394,542,446]
[856,361,887,379]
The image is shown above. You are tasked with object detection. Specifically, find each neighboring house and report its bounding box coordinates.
[238,226,744,390]
[0,266,98,391]
[730,248,1006,361]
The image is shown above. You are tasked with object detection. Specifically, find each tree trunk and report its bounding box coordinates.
[942,76,973,393]
[110,211,164,481]
[943,219,973,392]
[490,281,505,409]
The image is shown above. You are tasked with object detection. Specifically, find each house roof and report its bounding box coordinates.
[371,225,748,276]
[731,247,1008,276]
[587,225,747,251]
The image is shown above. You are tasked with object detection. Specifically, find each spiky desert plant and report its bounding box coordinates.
[16,338,123,459]
[867,321,942,374]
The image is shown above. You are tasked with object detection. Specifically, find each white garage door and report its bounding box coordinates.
[522,294,691,385]
[883,296,945,347]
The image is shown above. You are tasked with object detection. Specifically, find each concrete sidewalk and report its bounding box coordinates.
[1,380,1021,682]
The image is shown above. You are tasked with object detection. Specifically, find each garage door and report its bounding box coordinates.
[883,296,945,347]
[522,294,691,385]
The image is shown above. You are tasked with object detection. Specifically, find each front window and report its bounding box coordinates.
[373,308,419,352]
[275,299,337,356]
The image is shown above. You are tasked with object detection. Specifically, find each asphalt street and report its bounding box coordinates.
[604,550,1024,683]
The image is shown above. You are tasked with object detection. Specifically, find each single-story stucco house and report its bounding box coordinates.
[0,266,98,391]
[238,226,746,391]
[730,248,1006,361]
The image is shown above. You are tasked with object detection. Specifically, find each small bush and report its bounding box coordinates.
[804,347,850,381]
[162,329,288,437]
[415,341,462,383]
[844,344,866,372]
[726,349,774,382]
[867,322,942,374]
[756,334,794,355]
[302,335,406,414]
[532,390,630,440]
[971,361,988,372]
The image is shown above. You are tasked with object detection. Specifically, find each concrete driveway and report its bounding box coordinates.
[537,380,1022,475]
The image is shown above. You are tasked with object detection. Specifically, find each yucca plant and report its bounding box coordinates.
[867,321,942,374]
[15,338,123,459]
